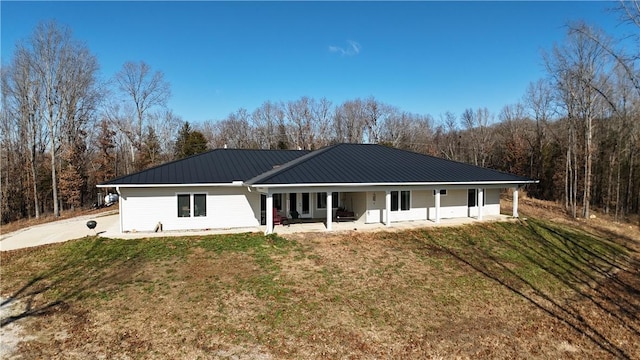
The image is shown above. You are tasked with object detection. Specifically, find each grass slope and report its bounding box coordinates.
[1,218,638,359]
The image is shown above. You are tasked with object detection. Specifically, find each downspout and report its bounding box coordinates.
[116,186,123,233]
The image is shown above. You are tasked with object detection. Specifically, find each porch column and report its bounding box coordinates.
[385,190,391,226]
[265,193,273,235]
[477,188,484,221]
[435,189,441,224]
[513,187,519,218]
[326,192,333,231]
[117,187,123,233]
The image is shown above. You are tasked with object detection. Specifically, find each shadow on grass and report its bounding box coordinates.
[1,237,147,328]
[413,219,639,359]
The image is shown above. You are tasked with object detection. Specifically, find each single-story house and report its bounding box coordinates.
[98,143,537,234]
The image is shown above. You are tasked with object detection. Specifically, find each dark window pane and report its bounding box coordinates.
[194,194,207,217]
[178,194,190,217]
[332,192,339,208]
[274,194,282,210]
[391,191,399,211]
[468,189,476,207]
[302,193,310,214]
[317,192,327,209]
[401,191,410,210]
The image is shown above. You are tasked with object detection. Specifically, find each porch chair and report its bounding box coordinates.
[289,210,300,225]
[273,208,287,226]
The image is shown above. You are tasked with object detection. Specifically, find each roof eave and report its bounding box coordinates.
[249,180,539,188]
[97,182,245,188]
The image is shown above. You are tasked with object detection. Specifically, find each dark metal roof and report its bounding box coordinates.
[100,149,309,185]
[246,143,535,185]
[101,144,536,187]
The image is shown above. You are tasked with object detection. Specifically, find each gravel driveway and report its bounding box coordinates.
[0,211,119,251]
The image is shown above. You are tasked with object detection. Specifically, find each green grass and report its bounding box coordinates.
[1,218,637,359]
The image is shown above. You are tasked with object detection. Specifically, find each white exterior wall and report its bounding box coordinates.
[119,186,260,232]
[345,192,366,222]
[468,188,501,217]
[427,189,468,220]
[388,190,429,222]
[364,189,479,224]
[484,188,501,215]
[365,191,385,223]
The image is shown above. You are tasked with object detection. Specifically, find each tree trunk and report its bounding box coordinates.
[29,142,40,219]
[615,153,622,221]
[48,116,59,217]
[565,146,570,210]
[583,116,592,219]
[626,151,634,215]
[605,152,614,214]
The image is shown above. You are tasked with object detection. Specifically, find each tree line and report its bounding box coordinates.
[2,4,640,224]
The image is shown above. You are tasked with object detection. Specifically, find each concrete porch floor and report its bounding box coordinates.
[100,214,513,240]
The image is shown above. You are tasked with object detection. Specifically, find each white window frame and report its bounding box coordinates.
[391,190,411,212]
[176,192,208,218]
[468,189,485,206]
[316,192,339,210]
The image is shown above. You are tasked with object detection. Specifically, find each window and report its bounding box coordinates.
[433,189,447,196]
[178,194,191,217]
[391,191,399,211]
[468,189,485,206]
[401,190,410,211]
[274,194,283,210]
[391,191,411,211]
[317,192,338,209]
[194,194,207,217]
[177,193,207,217]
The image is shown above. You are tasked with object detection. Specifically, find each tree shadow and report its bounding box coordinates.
[1,237,146,328]
[413,219,639,359]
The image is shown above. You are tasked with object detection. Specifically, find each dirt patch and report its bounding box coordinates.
[1,201,639,359]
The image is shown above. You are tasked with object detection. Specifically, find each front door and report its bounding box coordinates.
[287,193,311,218]
[301,193,310,217]
[288,193,297,218]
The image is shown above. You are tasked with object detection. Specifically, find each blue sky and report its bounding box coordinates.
[1,1,626,124]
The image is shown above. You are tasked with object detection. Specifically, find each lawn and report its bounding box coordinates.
[1,218,638,359]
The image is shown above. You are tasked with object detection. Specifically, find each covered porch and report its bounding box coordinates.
[260,186,522,235]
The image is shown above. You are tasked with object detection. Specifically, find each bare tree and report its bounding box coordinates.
[24,21,100,217]
[113,61,170,168]
[251,101,281,149]
[461,107,494,167]
[364,96,395,144]
[285,97,315,150]
[333,99,366,143]
[310,97,333,147]
[2,43,44,218]
[545,26,610,218]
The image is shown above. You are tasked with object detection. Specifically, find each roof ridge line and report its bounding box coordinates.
[245,144,340,185]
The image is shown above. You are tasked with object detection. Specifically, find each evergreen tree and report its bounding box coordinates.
[174,122,208,159]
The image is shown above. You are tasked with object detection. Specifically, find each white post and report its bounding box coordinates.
[326,192,333,231]
[385,190,391,226]
[435,189,441,224]
[265,193,273,234]
[117,187,123,233]
[513,187,519,218]
[477,188,484,221]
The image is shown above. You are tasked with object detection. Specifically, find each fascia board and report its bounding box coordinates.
[251,180,538,189]
[96,183,244,188]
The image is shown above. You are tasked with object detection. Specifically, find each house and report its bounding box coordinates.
[97,143,537,234]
